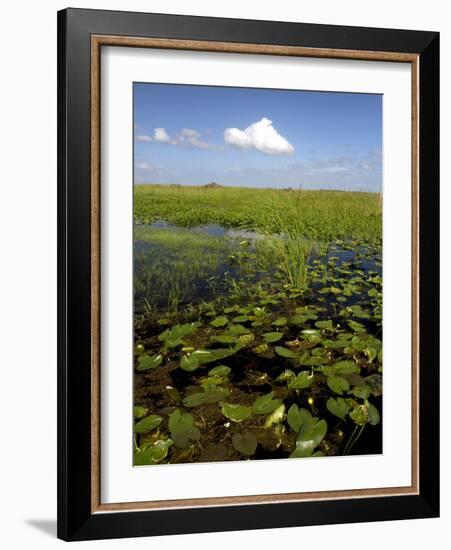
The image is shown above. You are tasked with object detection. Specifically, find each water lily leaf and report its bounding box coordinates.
[168,409,201,448]
[290,419,327,458]
[220,402,253,422]
[134,414,163,434]
[365,373,383,397]
[351,336,368,352]
[272,317,287,327]
[287,404,312,432]
[350,403,369,425]
[158,322,201,348]
[322,339,349,349]
[298,352,327,366]
[333,360,360,374]
[263,332,284,343]
[227,324,250,336]
[275,346,298,359]
[348,320,367,333]
[377,348,383,364]
[365,347,377,362]
[315,320,333,330]
[276,369,296,382]
[134,438,173,466]
[265,403,286,428]
[210,316,229,328]
[252,391,283,415]
[351,385,371,399]
[367,401,381,425]
[137,354,163,371]
[134,405,149,419]
[288,371,314,390]
[326,397,350,419]
[180,354,200,372]
[232,315,250,323]
[232,431,258,456]
[208,365,231,377]
[327,374,350,394]
[183,387,230,407]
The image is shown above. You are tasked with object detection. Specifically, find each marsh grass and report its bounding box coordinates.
[134,226,234,312]
[134,184,382,242]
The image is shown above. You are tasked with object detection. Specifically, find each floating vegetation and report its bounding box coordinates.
[133,186,382,466]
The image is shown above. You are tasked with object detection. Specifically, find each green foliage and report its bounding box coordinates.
[232,432,258,456]
[136,354,163,371]
[134,414,163,434]
[220,403,254,422]
[168,409,201,448]
[134,439,173,466]
[252,392,283,415]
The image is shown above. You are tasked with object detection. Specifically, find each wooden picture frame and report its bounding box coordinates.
[57,8,439,541]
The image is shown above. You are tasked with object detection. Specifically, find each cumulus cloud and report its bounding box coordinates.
[153,128,172,143]
[135,134,153,143]
[135,127,221,150]
[224,117,294,155]
[180,128,200,138]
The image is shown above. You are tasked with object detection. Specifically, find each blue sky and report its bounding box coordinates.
[134,83,382,191]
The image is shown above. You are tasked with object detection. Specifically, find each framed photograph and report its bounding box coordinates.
[57,8,439,541]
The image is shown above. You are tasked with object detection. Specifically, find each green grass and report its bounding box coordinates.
[134,226,233,312]
[134,184,382,242]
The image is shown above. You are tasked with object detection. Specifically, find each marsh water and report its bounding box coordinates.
[134,220,381,312]
[133,220,382,465]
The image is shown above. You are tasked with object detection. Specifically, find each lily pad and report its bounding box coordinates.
[133,405,149,419]
[263,332,284,343]
[134,414,163,434]
[367,401,381,425]
[137,354,163,372]
[287,404,312,432]
[252,391,283,415]
[220,402,254,422]
[210,316,229,328]
[232,315,250,323]
[180,354,200,372]
[264,404,286,428]
[134,439,173,466]
[227,324,250,336]
[351,385,371,399]
[183,387,230,407]
[275,346,298,359]
[315,320,333,330]
[168,409,201,448]
[208,365,231,377]
[365,374,383,397]
[326,397,350,419]
[290,419,328,458]
[288,371,314,390]
[333,360,360,374]
[327,374,350,395]
[232,431,258,456]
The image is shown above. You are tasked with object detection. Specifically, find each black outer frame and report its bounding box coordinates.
[57,8,439,542]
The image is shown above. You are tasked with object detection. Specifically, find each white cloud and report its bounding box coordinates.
[135,134,152,142]
[136,161,152,170]
[135,127,221,150]
[180,128,200,138]
[153,128,172,143]
[224,117,294,155]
